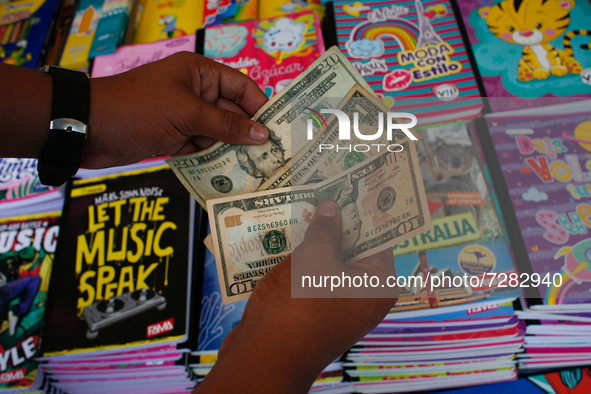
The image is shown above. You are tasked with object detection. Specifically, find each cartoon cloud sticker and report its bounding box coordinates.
[263,18,306,54]
[346,38,385,59]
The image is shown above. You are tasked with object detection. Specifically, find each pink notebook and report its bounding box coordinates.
[91,35,197,78]
[203,10,325,98]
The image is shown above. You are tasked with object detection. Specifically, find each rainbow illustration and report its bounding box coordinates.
[546,238,591,304]
[350,20,420,52]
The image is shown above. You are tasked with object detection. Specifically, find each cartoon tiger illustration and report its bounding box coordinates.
[479,0,591,81]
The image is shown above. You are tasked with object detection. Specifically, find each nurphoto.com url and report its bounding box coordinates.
[300,272,562,292]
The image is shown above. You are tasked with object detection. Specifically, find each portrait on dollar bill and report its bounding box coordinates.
[235,129,288,183]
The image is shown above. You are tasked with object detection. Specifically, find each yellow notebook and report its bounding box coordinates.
[132,0,203,44]
[59,0,104,70]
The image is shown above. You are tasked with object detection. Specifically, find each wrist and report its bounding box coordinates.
[84,75,131,169]
[83,76,106,168]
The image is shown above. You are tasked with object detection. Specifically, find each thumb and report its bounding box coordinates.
[300,200,342,256]
[196,103,269,145]
[291,200,342,297]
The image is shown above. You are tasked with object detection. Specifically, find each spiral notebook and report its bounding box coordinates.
[332,0,484,125]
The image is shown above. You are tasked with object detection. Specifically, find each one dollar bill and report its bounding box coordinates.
[207,140,431,303]
[167,46,377,210]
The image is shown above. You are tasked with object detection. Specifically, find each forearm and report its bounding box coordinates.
[193,323,324,394]
[193,256,332,393]
[1,53,271,170]
[0,63,52,159]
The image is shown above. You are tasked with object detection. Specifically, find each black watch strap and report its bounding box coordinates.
[38,66,90,186]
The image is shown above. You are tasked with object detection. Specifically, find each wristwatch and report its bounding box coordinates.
[37,65,90,186]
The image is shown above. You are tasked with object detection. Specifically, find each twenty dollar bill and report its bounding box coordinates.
[258,84,419,191]
[167,46,377,210]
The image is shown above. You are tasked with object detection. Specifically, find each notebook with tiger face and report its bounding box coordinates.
[456,0,591,112]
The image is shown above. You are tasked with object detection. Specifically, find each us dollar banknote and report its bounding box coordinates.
[207,141,431,303]
[201,86,420,253]
[166,46,377,210]
[258,84,419,191]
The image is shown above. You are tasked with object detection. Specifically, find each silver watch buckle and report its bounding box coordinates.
[49,118,88,136]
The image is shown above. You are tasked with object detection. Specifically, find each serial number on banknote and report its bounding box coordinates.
[247,219,300,232]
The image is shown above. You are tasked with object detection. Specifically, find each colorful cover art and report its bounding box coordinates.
[202,0,257,27]
[392,121,521,311]
[360,319,520,344]
[456,0,591,111]
[484,103,591,305]
[41,165,196,356]
[0,211,61,391]
[196,232,246,352]
[132,0,202,44]
[333,0,483,124]
[384,299,516,322]
[91,35,196,78]
[88,0,133,58]
[529,367,591,394]
[59,0,105,70]
[0,159,54,207]
[203,10,325,98]
[258,0,325,21]
[0,0,61,68]
[369,315,519,337]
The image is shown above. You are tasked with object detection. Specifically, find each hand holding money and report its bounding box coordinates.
[79,52,269,170]
[167,47,377,209]
[171,46,432,304]
[208,141,430,303]
[194,202,398,393]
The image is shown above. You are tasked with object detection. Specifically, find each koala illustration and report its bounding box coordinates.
[423,139,482,226]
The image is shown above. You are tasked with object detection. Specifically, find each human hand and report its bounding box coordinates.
[84,52,269,169]
[195,200,398,394]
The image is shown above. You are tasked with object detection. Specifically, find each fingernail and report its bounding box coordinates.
[317,200,337,217]
[250,124,268,142]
